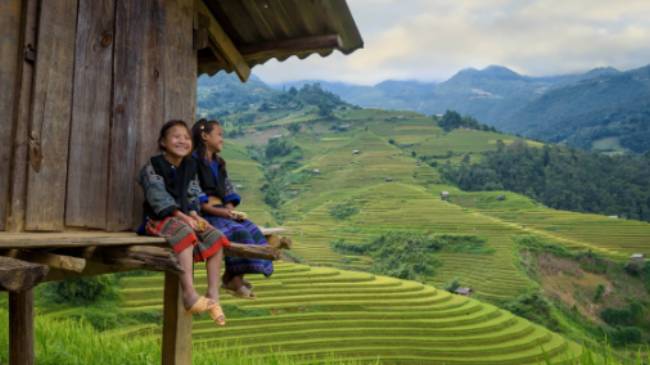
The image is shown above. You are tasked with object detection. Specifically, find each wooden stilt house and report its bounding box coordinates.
[0,0,363,363]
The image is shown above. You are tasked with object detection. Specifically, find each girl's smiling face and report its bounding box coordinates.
[161,125,192,159]
[203,124,224,153]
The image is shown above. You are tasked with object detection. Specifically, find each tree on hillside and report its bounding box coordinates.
[437,110,497,132]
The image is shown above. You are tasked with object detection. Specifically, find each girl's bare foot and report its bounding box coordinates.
[182,291,201,311]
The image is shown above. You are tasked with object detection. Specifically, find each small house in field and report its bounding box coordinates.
[0,1,362,364]
[630,253,645,261]
[440,191,450,200]
[454,287,472,296]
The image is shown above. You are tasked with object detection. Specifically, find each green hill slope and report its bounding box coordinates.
[118,262,584,364]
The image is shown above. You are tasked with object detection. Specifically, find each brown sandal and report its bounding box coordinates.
[209,303,226,326]
[186,296,212,314]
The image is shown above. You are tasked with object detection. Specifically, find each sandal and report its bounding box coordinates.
[186,296,212,314]
[209,303,226,326]
[222,283,256,300]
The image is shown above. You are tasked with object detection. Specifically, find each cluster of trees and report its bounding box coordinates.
[267,83,349,118]
[441,141,650,222]
[435,110,497,133]
[329,203,359,220]
[249,137,306,215]
[331,233,491,281]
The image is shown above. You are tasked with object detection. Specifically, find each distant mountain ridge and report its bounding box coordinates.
[272,64,650,153]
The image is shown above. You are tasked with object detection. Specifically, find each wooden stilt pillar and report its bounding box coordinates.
[9,289,34,365]
[161,272,192,365]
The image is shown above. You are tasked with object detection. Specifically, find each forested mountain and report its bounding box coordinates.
[503,65,650,153]
[275,65,650,153]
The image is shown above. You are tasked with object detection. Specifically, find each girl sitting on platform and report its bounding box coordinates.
[191,118,274,299]
[139,120,228,325]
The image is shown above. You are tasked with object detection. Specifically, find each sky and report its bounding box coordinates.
[252,0,650,85]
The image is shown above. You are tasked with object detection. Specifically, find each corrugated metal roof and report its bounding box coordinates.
[198,0,363,77]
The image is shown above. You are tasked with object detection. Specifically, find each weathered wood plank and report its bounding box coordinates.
[65,0,115,229]
[0,231,166,248]
[260,227,288,235]
[163,0,196,123]
[9,289,35,365]
[24,0,78,231]
[6,0,38,232]
[162,272,192,365]
[109,0,164,231]
[16,251,86,272]
[0,256,48,291]
[0,0,23,231]
[225,242,280,260]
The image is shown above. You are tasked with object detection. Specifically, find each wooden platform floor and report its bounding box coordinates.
[0,227,287,249]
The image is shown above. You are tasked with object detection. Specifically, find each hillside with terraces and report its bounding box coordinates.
[2,102,648,364]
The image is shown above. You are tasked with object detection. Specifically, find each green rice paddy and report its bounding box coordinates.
[118,262,585,364]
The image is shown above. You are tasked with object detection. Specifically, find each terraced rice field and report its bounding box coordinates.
[221,141,276,226]
[284,183,535,302]
[118,262,584,364]
[449,190,650,259]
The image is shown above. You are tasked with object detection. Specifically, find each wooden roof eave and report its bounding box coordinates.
[197,0,363,79]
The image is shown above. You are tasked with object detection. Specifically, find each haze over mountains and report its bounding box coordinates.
[272,65,650,154]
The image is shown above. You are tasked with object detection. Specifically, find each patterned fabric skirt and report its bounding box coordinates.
[146,216,229,263]
[204,215,274,277]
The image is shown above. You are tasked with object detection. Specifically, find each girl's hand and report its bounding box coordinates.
[175,211,198,230]
[224,208,236,220]
[189,211,208,232]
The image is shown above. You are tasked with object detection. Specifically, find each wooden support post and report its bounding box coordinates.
[162,272,192,365]
[9,289,34,365]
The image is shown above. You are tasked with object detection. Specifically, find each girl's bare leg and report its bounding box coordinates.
[177,246,199,309]
[205,249,223,302]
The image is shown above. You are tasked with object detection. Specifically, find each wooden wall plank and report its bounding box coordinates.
[24,0,78,231]
[108,0,164,231]
[65,0,115,229]
[0,0,24,230]
[6,0,37,232]
[163,0,196,123]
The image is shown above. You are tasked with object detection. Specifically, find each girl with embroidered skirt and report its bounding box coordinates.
[191,118,273,299]
[139,120,229,325]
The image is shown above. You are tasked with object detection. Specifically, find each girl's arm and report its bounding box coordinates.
[221,173,241,207]
[139,163,178,217]
[201,203,235,219]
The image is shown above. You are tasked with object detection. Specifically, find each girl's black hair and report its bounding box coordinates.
[158,120,191,151]
[192,118,226,166]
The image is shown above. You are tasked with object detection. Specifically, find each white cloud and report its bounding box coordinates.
[252,0,650,85]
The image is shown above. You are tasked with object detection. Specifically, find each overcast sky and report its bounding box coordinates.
[252,0,650,85]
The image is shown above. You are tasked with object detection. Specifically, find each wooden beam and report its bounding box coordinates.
[225,242,280,261]
[16,251,86,272]
[161,272,192,365]
[9,289,34,365]
[266,235,292,250]
[43,260,139,282]
[0,232,166,249]
[99,245,183,273]
[239,34,343,62]
[260,227,288,235]
[0,256,48,292]
[196,1,250,82]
